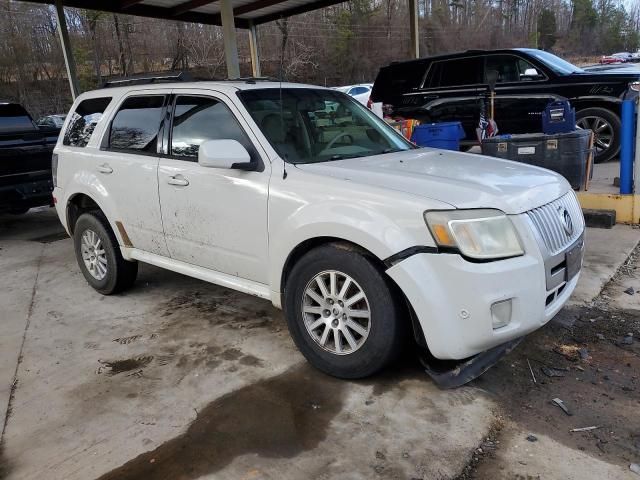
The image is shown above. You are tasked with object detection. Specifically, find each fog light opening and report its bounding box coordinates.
[491,299,512,330]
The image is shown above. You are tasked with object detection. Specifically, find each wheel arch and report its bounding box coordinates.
[571,98,621,116]
[278,236,428,349]
[280,237,385,297]
[66,193,105,235]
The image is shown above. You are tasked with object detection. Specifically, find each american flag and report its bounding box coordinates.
[477,95,498,142]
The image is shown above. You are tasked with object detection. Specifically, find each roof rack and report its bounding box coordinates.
[100,71,194,88]
[233,76,277,83]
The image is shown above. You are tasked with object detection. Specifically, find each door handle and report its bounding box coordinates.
[167,175,189,187]
[97,163,113,174]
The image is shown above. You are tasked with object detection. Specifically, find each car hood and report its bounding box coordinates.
[295,149,571,214]
[568,70,640,81]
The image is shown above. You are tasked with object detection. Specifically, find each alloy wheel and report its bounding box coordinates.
[576,115,614,153]
[301,270,371,355]
[80,229,108,280]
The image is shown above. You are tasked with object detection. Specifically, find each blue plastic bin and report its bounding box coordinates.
[411,122,465,150]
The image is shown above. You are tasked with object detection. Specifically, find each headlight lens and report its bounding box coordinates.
[424,209,523,260]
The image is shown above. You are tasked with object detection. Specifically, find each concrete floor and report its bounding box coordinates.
[0,207,637,480]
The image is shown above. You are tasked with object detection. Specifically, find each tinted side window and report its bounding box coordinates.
[170,96,257,161]
[427,58,483,87]
[0,104,35,132]
[485,55,543,83]
[371,61,428,102]
[63,97,111,147]
[109,95,164,152]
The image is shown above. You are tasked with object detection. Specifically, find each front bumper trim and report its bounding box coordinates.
[420,337,524,388]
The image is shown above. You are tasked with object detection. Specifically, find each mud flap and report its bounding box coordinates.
[420,337,524,389]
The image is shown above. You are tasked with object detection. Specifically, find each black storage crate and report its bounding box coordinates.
[481,130,592,190]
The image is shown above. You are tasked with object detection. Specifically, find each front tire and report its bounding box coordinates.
[284,243,405,379]
[73,211,138,295]
[576,107,621,163]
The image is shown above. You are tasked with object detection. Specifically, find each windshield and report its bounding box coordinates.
[237,88,413,164]
[524,50,584,75]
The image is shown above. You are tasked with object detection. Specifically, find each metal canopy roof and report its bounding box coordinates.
[24,0,345,28]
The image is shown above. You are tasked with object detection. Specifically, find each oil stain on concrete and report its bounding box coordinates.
[96,364,346,480]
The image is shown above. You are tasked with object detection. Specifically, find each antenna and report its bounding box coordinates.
[278,17,287,180]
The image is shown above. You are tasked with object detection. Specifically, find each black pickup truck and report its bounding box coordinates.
[371,48,640,162]
[0,103,59,214]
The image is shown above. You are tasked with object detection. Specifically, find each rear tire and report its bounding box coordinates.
[576,107,621,163]
[73,211,138,295]
[284,243,405,379]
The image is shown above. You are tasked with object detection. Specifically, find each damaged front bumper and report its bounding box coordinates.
[420,337,523,389]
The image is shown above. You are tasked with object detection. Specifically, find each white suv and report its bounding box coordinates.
[52,80,584,381]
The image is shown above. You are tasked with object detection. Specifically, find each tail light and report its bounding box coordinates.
[52,153,58,188]
[630,82,640,92]
[366,97,372,109]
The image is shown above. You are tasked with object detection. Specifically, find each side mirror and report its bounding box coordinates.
[523,68,539,77]
[198,139,254,170]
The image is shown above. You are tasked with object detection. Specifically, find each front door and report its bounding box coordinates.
[158,91,271,284]
[485,54,559,134]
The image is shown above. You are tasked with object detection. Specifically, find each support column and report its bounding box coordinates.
[248,21,261,78]
[408,0,419,59]
[220,0,240,79]
[54,0,80,100]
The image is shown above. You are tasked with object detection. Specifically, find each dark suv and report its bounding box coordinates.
[371,48,640,162]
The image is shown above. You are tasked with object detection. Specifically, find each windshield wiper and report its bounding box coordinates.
[328,154,361,160]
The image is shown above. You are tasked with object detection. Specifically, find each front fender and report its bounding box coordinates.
[268,199,437,298]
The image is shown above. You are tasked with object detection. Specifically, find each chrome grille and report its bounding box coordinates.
[527,192,584,256]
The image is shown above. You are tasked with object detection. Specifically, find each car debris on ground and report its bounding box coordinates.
[552,397,572,416]
[541,366,568,378]
[570,426,600,432]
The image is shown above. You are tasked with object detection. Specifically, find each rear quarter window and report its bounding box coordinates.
[371,61,429,102]
[0,104,35,132]
[63,97,112,147]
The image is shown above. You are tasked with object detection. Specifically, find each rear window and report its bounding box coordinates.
[63,97,112,147]
[108,95,165,153]
[426,57,483,87]
[0,103,35,132]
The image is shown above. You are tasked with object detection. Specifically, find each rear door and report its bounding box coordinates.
[158,89,270,283]
[92,91,170,256]
[419,56,485,140]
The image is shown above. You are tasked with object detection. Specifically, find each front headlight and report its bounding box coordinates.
[424,209,523,260]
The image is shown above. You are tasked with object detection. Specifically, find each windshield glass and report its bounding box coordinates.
[525,50,584,75]
[237,88,413,164]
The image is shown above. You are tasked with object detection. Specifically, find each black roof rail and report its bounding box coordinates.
[234,76,277,83]
[100,71,194,88]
